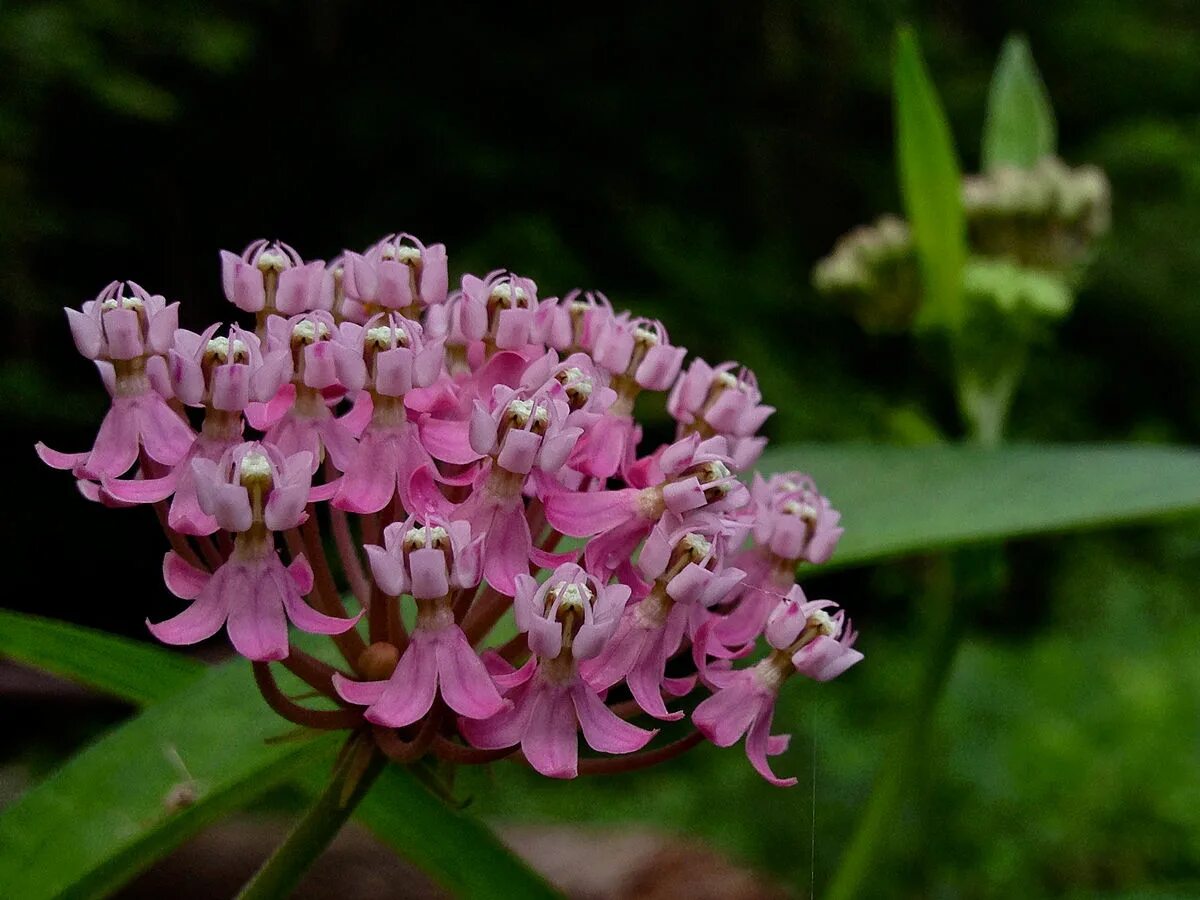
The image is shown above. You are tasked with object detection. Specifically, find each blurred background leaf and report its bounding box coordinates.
[982,34,1058,171]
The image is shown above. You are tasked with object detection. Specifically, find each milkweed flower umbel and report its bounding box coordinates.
[37,233,861,785]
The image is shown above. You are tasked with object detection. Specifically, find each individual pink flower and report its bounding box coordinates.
[36,281,193,480]
[327,314,445,514]
[693,589,862,785]
[147,442,359,660]
[459,270,540,351]
[219,239,326,317]
[580,516,745,720]
[341,233,449,322]
[334,519,506,726]
[533,289,616,353]
[246,311,367,471]
[543,433,747,578]
[592,316,686,399]
[102,325,284,533]
[714,472,843,647]
[668,360,774,469]
[459,564,654,778]
[414,385,582,595]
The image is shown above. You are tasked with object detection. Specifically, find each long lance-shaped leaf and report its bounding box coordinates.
[0,608,205,703]
[758,443,1200,567]
[982,34,1057,171]
[894,26,967,330]
[0,662,339,900]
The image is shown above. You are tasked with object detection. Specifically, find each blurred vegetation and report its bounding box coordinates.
[3,1,1200,897]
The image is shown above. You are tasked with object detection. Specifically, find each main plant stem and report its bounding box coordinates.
[236,737,384,900]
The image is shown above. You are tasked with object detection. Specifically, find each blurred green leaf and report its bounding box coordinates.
[893,26,967,330]
[347,766,562,899]
[0,609,204,704]
[757,443,1200,566]
[0,663,340,900]
[982,35,1057,171]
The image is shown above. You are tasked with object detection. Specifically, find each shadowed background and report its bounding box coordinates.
[3,2,1200,897]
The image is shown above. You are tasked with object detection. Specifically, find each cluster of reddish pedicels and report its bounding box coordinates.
[38,234,861,783]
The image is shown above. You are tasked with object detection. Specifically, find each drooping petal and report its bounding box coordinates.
[482,500,532,597]
[332,672,388,707]
[571,680,656,754]
[692,674,764,747]
[147,576,228,647]
[162,550,210,600]
[521,681,579,779]
[364,633,439,727]
[434,626,507,719]
[226,562,290,661]
[744,704,797,787]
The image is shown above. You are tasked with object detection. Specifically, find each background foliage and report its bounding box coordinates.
[3,2,1200,897]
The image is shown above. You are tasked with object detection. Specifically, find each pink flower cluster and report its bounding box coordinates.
[37,234,861,783]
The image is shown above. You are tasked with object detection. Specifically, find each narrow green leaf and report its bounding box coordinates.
[982,34,1056,171]
[893,26,967,330]
[0,609,205,704]
[0,662,339,900]
[349,766,562,900]
[757,443,1200,566]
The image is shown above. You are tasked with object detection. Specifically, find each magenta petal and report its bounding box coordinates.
[84,402,140,478]
[542,487,639,537]
[571,680,656,754]
[692,676,762,747]
[283,586,359,635]
[34,442,89,471]
[744,705,796,787]
[434,626,507,719]
[135,394,195,466]
[482,501,532,597]
[627,643,683,722]
[522,682,579,779]
[459,680,533,750]
[421,416,485,465]
[286,555,315,594]
[226,563,290,661]
[365,633,439,727]
[333,672,388,707]
[332,431,397,514]
[162,550,210,600]
[103,468,179,504]
[579,615,644,690]
[147,578,228,647]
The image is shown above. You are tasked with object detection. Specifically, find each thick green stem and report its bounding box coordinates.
[236,739,384,900]
[824,560,964,900]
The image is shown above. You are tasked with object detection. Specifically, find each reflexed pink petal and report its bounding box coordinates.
[482,501,531,596]
[135,394,194,467]
[579,614,644,691]
[434,626,507,719]
[286,554,315,595]
[571,680,656,754]
[522,681,579,779]
[459,679,533,750]
[332,672,387,707]
[627,641,683,722]
[364,633,439,727]
[162,550,210,600]
[83,402,140,478]
[744,704,796,787]
[35,442,89,471]
[420,416,483,465]
[692,675,763,747]
[542,487,639,537]
[227,563,289,661]
[147,576,228,647]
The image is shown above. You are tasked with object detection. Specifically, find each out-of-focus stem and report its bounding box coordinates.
[281,648,351,702]
[236,736,383,900]
[330,505,371,609]
[462,585,511,645]
[297,513,367,670]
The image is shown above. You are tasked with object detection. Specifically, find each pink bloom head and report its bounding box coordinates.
[513,563,630,662]
[750,472,844,565]
[469,385,582,476]
[593,316,685,393]
[365,515,483,600]
[342,233,449,319]
[191,441,315,533]
[66,280,178,362]
[764,589,863,682]
[460,270,540,349]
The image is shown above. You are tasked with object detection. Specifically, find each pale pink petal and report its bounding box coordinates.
[744,705,796,787]
[84,402,140,478]
[364,633,439,727]
[571,680,656,754]
[542,487,638,537]
[162,550,210,600]
[34,442,88,471]
[434,626,507,719]
[135,394,195,467]
[522,682,579,779]
[692,675,763,747]
[459,679,533,749]
[227,563,289,661]
[482,501,531,597]
[332,672,388,707]
[147,575,228,646]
